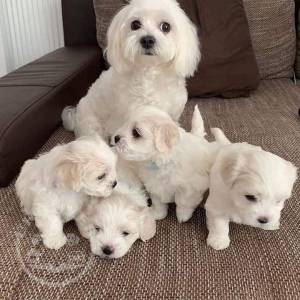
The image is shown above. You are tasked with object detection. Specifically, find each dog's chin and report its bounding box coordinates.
[242,219,280,231]
[84,188,112,198]
[118,151,149,162]
[93,249,127,259]
[259,222,280,231]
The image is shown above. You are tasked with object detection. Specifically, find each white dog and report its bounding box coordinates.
[76,182,156,259]
[112,106,222,222]
[62,0,200,138]
[205,130,298,250]
[15,136,117,250]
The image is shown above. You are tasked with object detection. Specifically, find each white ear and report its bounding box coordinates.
[105,6,130,73]
[55,158,81,192]
[220,154,242,187]
[139,212,156,242]
[285,161,298,191]
[76,198,99,239]
[173,11,200,78]
[154,121,180,153]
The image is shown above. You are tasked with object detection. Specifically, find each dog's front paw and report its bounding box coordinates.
[176,207,194,223]
[207,234,230,250]
[151,204,168,220]
[43,234,67,250]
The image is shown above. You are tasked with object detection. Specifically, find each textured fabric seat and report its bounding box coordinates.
[1,79,299,299]
[0,46,103,186]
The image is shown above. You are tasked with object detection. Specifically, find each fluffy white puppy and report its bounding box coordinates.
[205,130,298,250]
[15,136,117,250]
[111,106,221,222]
[62,0,200,138]
[75,182,156,259]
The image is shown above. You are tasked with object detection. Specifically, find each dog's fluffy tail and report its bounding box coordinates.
[191,105,206,137]
[211,128,231,145]
[62,106,76,131]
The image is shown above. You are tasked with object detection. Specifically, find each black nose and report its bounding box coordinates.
[257,217,269,224]
[140,35,156,49]
[102,246,113,256]
[147,197,152,207]
[112,181,117,188]
[114,135,121,144]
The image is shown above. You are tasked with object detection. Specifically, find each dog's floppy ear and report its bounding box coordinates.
[55,158,81,192]
[139,211,156,242]
[284,160,298,192]
[154,121,180,153]
[220,152,262,189]
[173,9,200,78]
[219,154,242,187]
[75,198,99,239]
[105,5,130,73]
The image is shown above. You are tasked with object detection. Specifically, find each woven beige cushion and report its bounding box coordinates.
[243,0,296,79]
[1,79,300,298]
[295,11,300,78]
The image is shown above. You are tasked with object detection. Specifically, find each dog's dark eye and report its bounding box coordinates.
[95,226,102,232]
[131,20,141,31]
[245,195,257,202]
[122,231,129,236]
[160,22,171,33]
[97,174,106,181]
[132,128,142,139]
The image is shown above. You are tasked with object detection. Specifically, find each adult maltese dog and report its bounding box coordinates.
[205,129,298,250]
[15,136,117,250]
[62,0,200,138]
[76,182,156,259]
[111,106,223,222]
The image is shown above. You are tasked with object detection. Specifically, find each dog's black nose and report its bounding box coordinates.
[114,135,121,144]
[112,181,117,188]
[140,35,156,49]
[257,217,269,224]
[102,246,113,256]
[147,197,152,207]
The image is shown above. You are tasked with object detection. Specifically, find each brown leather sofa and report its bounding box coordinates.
[0,0,105,187]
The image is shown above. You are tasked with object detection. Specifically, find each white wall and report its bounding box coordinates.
[0,0,64,76]
[0,30,7,77]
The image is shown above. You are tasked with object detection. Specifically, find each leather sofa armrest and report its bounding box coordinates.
[0,46,104,187]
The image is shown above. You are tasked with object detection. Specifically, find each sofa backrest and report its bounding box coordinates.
[61,0,98,46]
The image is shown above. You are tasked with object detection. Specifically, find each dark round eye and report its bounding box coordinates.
[160,22,171,33]
[97,174,106,181]
[122,231,129,236]
[131,20,141,31]
[245,195,257,202]
[95,226,101,232]
[132,128,141,139]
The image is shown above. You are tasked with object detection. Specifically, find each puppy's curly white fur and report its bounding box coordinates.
[62,0,200,138]
[112,106,222,222]
[205,130,298,250]
[76,182,156,259]
[15,136,117,250]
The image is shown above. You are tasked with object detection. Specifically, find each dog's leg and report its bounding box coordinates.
[206,210,230,250]
[35,214,67,250]
[176,206,195,223]
[74,102,104,138]
[175,190,202,223]
[150,195,168,220]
